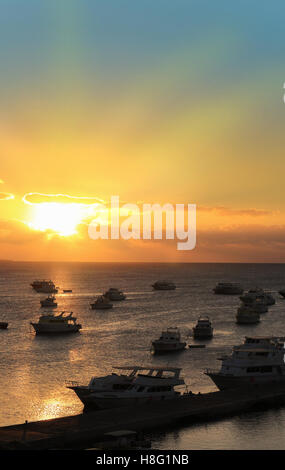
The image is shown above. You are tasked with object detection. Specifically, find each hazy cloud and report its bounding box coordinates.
[23,192,105,205]
[0,192,14,201]
[198,206,274,217]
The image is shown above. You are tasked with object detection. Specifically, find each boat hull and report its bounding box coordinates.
[206,372,285,391]
[70,387,180,410]
[214,288,243,295]
[106,296,125,301]
[152,341,186,354]
[33,288,58,294]
[31,323,81,334]
[40,303,57,308]
[152,286,176,290]
[193,329,213,339]
[90,304,113,309]
[236,319,260,324]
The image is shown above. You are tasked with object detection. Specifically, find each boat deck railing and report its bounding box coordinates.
[65,380,81,388]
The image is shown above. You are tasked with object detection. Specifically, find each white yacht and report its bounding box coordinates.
[104,288,126,301]
[193,316,213,339]
[67,366,185,410]
[205,336,285,390]
[90,295,113,310]
[31,280,58,294]
[31,311,82,334]
[236,303,260,324]
[213,282,243,295]
[40,295,57,308]
[152,280,176,291]
[151,327,186,354]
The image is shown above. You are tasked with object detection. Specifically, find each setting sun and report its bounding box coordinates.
[29,203,86,236]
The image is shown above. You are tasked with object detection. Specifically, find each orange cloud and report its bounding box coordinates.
[198,206,274,217]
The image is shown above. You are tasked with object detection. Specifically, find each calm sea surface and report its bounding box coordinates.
[1,262,285,449]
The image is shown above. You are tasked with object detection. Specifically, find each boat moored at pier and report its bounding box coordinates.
[205,336,285,390]
[67,366,185,410]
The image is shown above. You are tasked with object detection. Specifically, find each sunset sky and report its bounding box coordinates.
[1,0,285,262]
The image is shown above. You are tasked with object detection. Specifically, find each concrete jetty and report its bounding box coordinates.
[1,384,285,449]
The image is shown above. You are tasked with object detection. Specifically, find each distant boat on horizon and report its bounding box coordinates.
[213,282,243,295]
[152,280,176,291]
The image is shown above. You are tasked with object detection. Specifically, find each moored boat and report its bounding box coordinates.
[152,280,176,290]
[241,288,275,306]
[104,288,126,301]
[151,327,186,354]
[236,304,260,324]
[205,336,285,390]
[239,295,268,313]
[91,430,151,450]
[193,316,213,339]
[91,295,113,310]
[213,282,243,295]
[40,295,57,308]
[30,311,82,334]
[67,366,185,410]
[31,280,58,294]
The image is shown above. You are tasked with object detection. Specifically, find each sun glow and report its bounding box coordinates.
[30,203,88,236]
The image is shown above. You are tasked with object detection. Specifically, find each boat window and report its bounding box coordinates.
[246,366,272,373]
[246,367,259,373]
[260,366,272,373]
[112,384,131,390]
[148,386,172,392]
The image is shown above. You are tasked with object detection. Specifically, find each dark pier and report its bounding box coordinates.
[1,384,285,449]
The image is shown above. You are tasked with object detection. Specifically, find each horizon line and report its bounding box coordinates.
[1,260,285,265]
